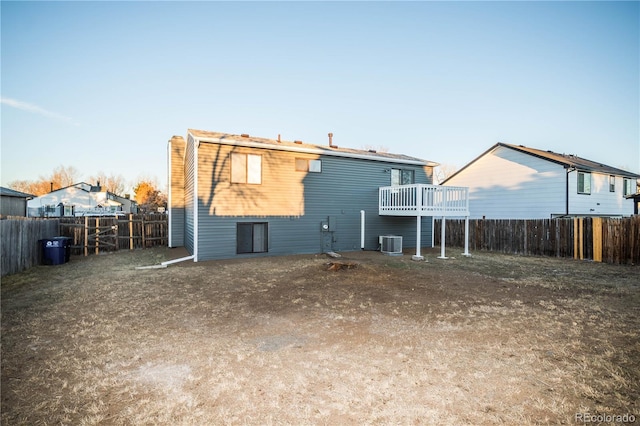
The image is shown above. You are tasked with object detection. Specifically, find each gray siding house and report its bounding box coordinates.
[168,130,440,261]
[0,187,33,217]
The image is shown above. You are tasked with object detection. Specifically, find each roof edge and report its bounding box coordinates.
[187,130,438,167]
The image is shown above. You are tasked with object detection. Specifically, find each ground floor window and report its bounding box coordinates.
[237,222,268,254]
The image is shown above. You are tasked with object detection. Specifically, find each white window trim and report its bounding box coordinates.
[577,171,591,195]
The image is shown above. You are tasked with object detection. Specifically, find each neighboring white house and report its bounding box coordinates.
[442,143,640,219]
[27,182,138,217]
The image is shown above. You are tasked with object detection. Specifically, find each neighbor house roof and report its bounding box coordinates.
[0,186,34,198]
[30,183,136,205]
[187,129,438,167]
[443,142,640,183]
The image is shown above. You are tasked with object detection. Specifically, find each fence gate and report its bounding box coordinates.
[58,214,168,255]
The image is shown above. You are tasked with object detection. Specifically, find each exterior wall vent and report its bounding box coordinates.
[379,235,403,256]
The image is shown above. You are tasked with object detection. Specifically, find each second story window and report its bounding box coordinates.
[391,169,414,186]
[295,158,322,173]
[623,178,634,196]
[231,153,262,184]
[577,171,591,194]
[609,175,616,192]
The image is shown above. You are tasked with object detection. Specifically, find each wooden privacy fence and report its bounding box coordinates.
[1,217,59,276]
[434,216,640,265]
[59,214,168,256]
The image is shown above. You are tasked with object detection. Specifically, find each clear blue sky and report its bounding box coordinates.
[2,1,639,192]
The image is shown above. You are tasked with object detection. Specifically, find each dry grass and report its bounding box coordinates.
[2,247,639,425]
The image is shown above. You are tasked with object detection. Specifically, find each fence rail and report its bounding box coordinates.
[59,213,168,255]
[1,217,60,276]
[434,216,640,265]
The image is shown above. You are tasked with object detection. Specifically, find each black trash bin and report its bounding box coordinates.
[40,237,72,265]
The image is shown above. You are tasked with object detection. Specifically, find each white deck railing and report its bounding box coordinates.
[379,184,469,217]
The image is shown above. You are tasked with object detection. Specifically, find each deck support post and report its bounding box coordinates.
[438,216,448,259]
[412,186,424,261]
[463,216,471,256]
[412,215,424,261]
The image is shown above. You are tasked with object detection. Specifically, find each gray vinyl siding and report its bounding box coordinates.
[183,136,196,255]
[168,137,185,247]
[0,196,28,216]
[193,142,433,260]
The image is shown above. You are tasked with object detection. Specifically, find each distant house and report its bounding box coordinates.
[629,193,640,215]
[443,143,640,219]
[27,182,138,217]
[167,130,470,261]
[0,187,33,217]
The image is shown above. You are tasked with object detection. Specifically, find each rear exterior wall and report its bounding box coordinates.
[190,142,434,260]
[168,137,185,247]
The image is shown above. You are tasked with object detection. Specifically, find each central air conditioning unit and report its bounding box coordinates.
[379,235,403,256]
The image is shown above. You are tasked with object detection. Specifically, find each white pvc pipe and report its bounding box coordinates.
[167,140,172,248]
[360,210,365,249]
[193,139,199,262]
[161,255,195,266]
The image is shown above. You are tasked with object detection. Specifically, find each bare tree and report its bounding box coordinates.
[434,163,458,184]
[88,171,127,195]
[51,165,79,188]
[8,165,79,196]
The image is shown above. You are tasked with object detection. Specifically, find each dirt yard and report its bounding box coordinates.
[2,247,639,425]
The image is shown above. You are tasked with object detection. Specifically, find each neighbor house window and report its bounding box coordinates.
[577,171,591,194]
[623,178,634,196]
[391,169,414,186]
[231,153,262,184]
[609,175,615,192]
[295,158,322,173]
[237,222,268,254]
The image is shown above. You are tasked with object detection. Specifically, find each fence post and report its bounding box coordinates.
[593,217,602,262]
[84,216,88,257]
[129,214,134,250]
[95,217,99,255]
[142,215,146,248]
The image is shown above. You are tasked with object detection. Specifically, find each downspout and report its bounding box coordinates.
[193,139,200,262]
[167,140,172,248]
[360,210,365,250]
[565,166,575,216]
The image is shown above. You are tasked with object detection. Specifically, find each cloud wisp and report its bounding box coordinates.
[1,97,79,126]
